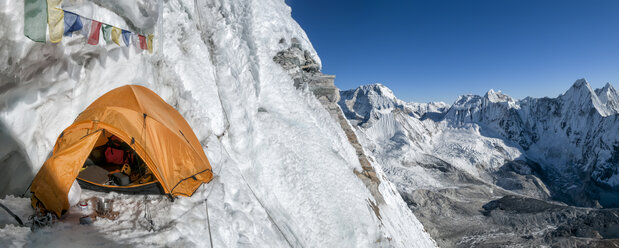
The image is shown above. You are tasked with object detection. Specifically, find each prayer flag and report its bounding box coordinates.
[63,11,83,37]
[47,0,64,43]
[24,0,47,42]
[147,34,154,53]
[88,20,102,45]
[139,35,147,50]
[101,24,113,43]
[111,26,122,46]
[132,33,141,51]
[122,30,131,47]
[80,17,91,37]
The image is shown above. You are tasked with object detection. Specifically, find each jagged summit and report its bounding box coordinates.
[343,79,618,205]
[346,83,449,108]
[595,82,619,114]
[561,78,596,99]
[348,83,401,108]
[446,79,617,118]
[343,83,402,108]
[595,82,616,99]
[339,83,403,124]
[572,78,589,87]
[600,82,614,92]
[560,79,617,116]
[485,89,514,103]
[340,83,449,123]
[359,83,397,97]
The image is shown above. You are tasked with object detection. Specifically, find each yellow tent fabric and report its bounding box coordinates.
[30,85,213,216]
[47,0,63,43]
[111,27,122,46]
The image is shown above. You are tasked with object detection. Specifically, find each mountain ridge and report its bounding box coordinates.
[338,79,619,247]
[341,80,618,205]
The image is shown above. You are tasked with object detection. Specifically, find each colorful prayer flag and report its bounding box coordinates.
[47,0,64,43]
[122,30,131,47]
[147,34,154,53]
[24,0,47,42]
[88,20,102,45]
[63,11,83,37]
[101,24,113,43]
[139,35,147,50]
[111,26,122,46]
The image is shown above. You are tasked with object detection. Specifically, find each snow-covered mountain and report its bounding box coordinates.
[444,79,619,207]
[0,0,436,247]
[339,82,619,247]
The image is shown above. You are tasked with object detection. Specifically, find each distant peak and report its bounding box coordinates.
[362,83,387,90]
[484,89,512,103]
[571,78,590,88]
[560,79,616,116]
[339,83,404,119]
[595,82,619,115]
[358,83,396,98]
[564,79,596,97]
[596,82,616,95]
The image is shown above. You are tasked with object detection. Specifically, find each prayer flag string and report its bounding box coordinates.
[23,0,154,53]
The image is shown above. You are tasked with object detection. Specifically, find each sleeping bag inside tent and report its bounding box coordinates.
[30,85,213,216]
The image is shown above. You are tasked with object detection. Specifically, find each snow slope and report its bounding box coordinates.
[0,0,435,247]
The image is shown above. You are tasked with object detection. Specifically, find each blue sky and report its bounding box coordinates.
[287,0,619,103]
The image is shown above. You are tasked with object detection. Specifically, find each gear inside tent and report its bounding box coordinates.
[29,85,214,217]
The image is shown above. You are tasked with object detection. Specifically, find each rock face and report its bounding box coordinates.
[273,39,339,104]
[338,82,619,247]
[273,39,380,201]
[273,40,439,247]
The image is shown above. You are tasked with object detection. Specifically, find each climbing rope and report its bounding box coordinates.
[237,172,299,248]
[204,198,213,248]
[198,136,299,247]
[200,142,226,248]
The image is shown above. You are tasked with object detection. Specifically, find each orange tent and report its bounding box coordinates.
[30,85,213,216]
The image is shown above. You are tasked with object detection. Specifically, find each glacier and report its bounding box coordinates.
[0,0,436,247]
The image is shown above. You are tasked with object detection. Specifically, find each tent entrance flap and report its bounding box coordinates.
[30,131,103,216]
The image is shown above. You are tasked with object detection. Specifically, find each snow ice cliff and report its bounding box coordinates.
[0,0,436,247]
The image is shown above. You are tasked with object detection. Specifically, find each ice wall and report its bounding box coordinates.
[0,0,435,247]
